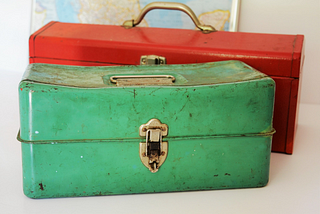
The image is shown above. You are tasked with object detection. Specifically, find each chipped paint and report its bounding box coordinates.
[18,60,274,198]
[22,61,268,88]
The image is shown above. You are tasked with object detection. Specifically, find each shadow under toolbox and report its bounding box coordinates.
[18,60,275,198]
[29,5,303,154]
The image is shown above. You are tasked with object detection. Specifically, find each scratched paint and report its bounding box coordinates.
[19,61,275,141]
[18,60,275,198]
[23,60,267,88]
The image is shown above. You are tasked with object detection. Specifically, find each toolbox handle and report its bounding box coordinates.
[122,2,216,33]
[110,75,176,86]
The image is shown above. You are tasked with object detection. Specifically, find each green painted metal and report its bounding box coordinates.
[18,60,275,198]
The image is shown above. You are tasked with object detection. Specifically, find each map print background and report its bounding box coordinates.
[32,0,237,34]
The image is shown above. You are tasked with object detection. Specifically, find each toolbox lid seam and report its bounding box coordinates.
[17,129,276,144]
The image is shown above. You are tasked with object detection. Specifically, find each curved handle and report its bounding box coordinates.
[123,2,216,33]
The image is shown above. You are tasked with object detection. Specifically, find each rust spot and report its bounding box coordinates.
[161,127,166,131]
[142,152,146,157]
[173,157,182,162]
[142,128,147,132]
[161,151,165,156]
[39,183,44,191]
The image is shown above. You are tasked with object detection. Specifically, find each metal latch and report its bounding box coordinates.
[139,119,168,173]
[140,55,166,65]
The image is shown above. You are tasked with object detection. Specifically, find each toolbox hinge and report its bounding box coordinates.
[139,119,168,173]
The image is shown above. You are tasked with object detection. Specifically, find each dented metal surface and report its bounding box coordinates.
[18,60,275,198]
[22,61,267,88]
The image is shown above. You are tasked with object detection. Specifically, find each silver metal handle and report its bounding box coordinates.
[110,75,175,83]
[123,2,216,33]
[110,75,176,86]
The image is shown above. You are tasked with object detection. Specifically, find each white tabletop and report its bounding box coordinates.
[0,71,319,214]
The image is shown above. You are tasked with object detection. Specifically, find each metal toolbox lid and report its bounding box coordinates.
[18,60,275,143]
[29,21,304,78]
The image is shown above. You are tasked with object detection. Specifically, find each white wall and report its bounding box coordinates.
[238,0,320,105]
[0,0,319,104]
[0,1,32,73]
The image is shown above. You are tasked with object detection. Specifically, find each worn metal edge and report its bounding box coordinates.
[17,129,275,144]
[21,60,271,88]
[19,76,273,89]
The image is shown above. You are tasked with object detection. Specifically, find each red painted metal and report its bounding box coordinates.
[29,21,305,154]
[269,77,292,152]
[286,79,300,154]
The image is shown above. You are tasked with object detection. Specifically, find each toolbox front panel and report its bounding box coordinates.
[22,135,272,198]
[19,80,274,142]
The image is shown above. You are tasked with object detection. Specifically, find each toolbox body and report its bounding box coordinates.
[29,21,303,154]
[18,61,275,198]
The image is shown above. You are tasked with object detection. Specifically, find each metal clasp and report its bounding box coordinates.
[139,119,168,173]
[140,55,166,65]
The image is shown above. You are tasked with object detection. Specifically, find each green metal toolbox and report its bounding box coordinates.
[18,60,275,198]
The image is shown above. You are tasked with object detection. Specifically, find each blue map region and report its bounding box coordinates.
[139,0,232,30]
[35,0,233,32]
[55,0,81,23]
[139,0,190,29]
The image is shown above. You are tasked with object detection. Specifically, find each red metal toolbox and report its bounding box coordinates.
[29,18,304,154]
